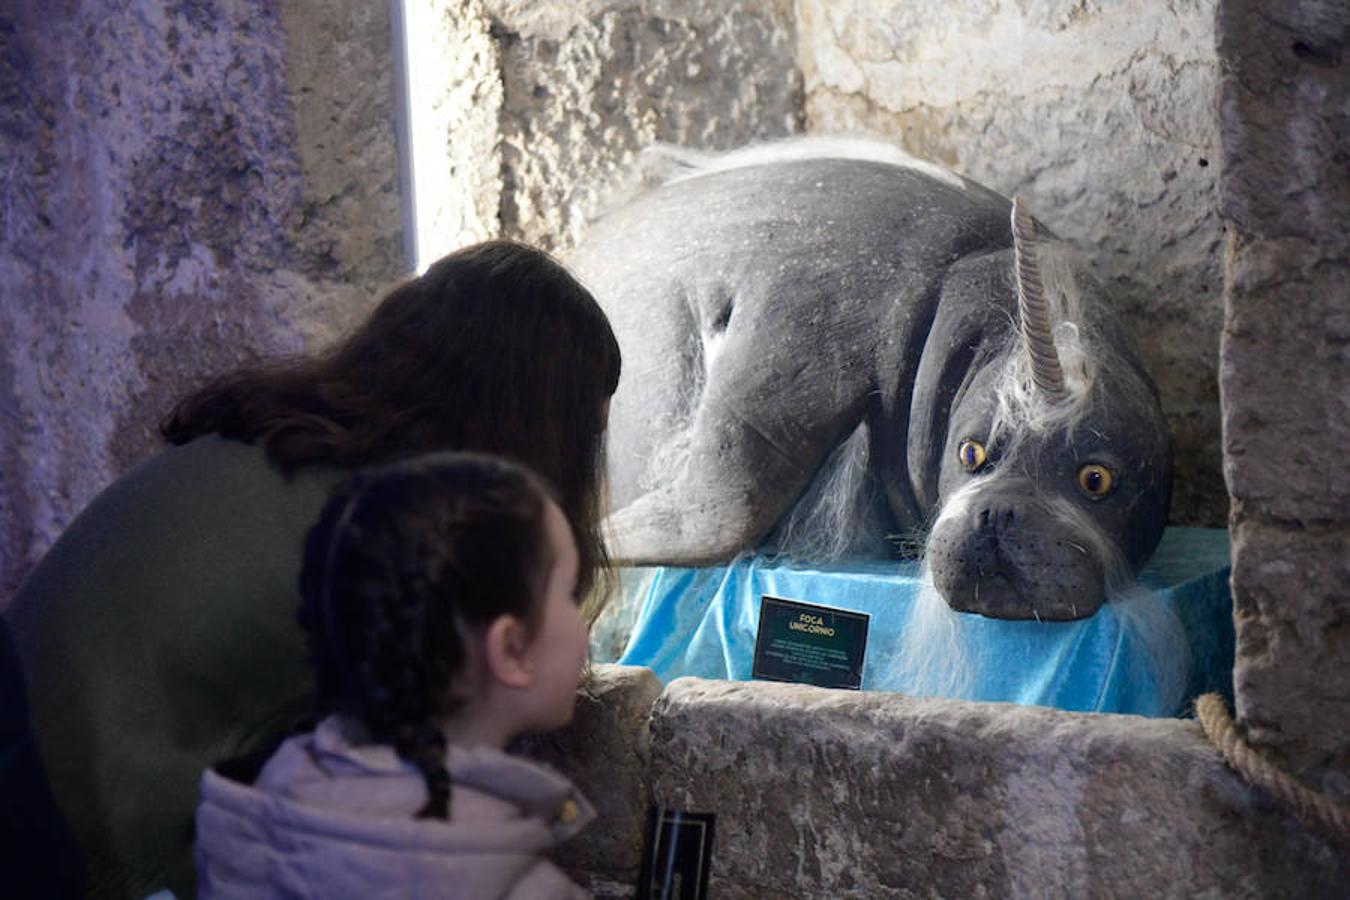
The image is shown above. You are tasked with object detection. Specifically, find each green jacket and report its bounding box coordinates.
[7,436,345,899]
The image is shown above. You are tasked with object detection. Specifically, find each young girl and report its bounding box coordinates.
[194,452,595,898]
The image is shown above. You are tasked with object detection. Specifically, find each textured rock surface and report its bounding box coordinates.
[648,679,1349,898]
[398,0,504,264]
[796,0,1227,527]
[467,0,803,255]
[516,664,662,897]
[1217,0,1349,802]
[0,0,404,609]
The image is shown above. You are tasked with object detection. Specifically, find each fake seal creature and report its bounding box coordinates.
[570,139,1171,621]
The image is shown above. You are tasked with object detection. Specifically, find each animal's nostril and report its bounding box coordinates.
[977,507,1014,531]
[712,302,733,332]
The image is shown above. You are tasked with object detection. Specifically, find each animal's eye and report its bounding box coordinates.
[958,439,987,472]
[1077,464,1114,498]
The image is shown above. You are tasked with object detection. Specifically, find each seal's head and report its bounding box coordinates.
[924,199,1172,621]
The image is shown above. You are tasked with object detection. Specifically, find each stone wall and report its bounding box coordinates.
[545,667,1348,897]
[1216,0,1349,803]
[795,0,1228,527]
[406,0,803,266]
[0,0,404,609]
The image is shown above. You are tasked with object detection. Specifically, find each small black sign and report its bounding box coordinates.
[752,595,870,690]
[636,808,715,900]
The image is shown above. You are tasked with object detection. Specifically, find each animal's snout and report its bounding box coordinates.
[928,482,1108,620]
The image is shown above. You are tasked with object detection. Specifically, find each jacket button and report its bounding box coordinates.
[556,799,580,825]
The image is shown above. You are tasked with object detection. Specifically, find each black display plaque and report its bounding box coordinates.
[636,808,715,900]
[751,594,869,690]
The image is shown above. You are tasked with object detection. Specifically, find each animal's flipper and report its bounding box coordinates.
[607,398,805,565]
[606,327,870,566]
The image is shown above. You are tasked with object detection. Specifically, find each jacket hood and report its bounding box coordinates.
[195,716,595,899]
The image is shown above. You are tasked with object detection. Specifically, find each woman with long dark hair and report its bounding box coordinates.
[6,241,620,899]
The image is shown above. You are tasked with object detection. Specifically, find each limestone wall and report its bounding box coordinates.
[1216,0,1349,804]
[796,0,1228,527]
[0,0,404,608]
[405,0,803,266]
[543,667,1349,898]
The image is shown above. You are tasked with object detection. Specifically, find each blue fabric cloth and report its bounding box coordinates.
[607,528,1233,717]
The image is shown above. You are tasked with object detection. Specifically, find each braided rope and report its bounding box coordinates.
[1195,693,1350,847]
[1010,196,1069,403]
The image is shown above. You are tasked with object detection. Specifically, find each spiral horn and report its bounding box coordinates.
[1011,196,1069,403]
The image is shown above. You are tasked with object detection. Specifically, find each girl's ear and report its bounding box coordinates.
[483,614,535,690]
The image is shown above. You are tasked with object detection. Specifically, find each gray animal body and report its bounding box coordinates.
[570,140,1171,620]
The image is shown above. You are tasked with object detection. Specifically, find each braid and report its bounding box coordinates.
[360,561,459,820]
[395,723,451,819]
[298,452,556,822]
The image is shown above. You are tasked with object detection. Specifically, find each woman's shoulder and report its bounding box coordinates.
[22,436,342,570]
[137,435,343,508]
[6,436,346,653]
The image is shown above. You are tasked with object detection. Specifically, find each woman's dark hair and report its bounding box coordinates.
[162,240,619,602]
[299,452,559,820]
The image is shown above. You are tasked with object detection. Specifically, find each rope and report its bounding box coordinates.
[1195,693,1350,847]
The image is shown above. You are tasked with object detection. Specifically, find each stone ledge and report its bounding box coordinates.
[647,678,1348,898]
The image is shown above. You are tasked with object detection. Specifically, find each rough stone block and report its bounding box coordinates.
[0,1,404,608]
[1217,0,1350,800]
[398,0,505,260]
[648,678,1348,898]
[1217,0,1349,523]
[1216,0,1348,243]
[1220,235,1350,523]
[516,664,663,894]
[422,0,803,258]
[1230,523,1350,804]
[796,0,1227,527]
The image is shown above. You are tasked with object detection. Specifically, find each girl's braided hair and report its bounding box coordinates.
[298,451,557,820]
